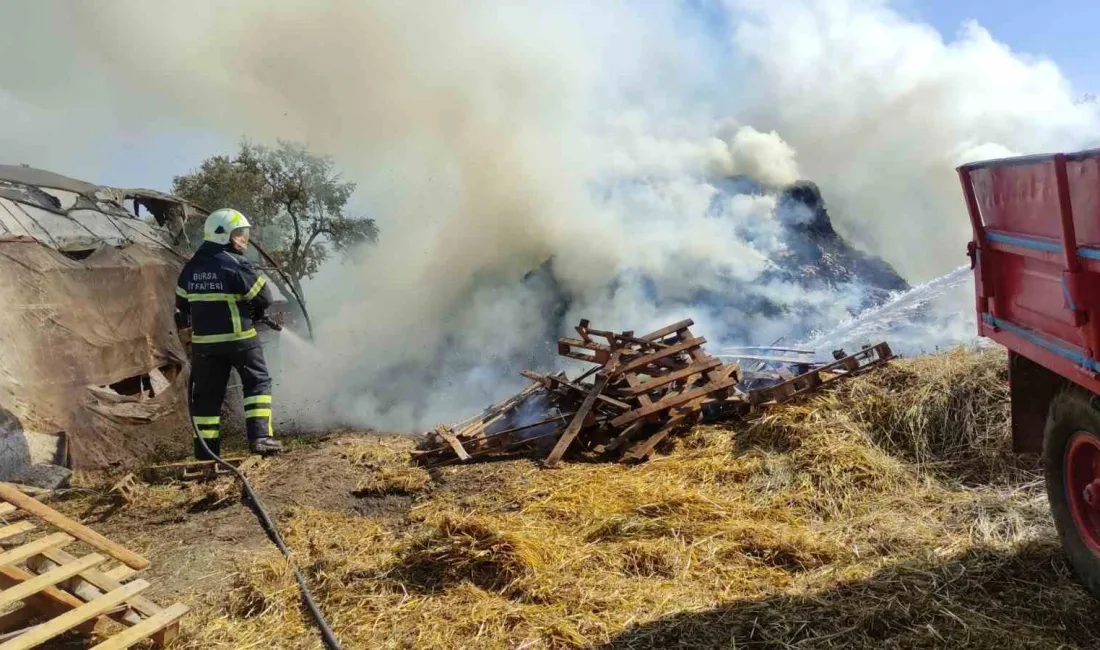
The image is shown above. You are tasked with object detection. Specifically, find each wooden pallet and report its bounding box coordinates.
[0,483,188,648]
[419,318,744,467]
[417,317,896,468]
[142,455,260,484]
[748,342,894,405]
[590,320,739,462]
[107,475,140,505]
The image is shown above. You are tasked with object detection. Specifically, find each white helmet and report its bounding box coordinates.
[203,208,251,245]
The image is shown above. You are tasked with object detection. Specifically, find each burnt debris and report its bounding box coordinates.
[414,318,892,467]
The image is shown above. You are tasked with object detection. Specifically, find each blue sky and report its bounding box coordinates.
[683,0,1097,95]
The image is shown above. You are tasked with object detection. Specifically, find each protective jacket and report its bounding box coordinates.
[175,241,272,351]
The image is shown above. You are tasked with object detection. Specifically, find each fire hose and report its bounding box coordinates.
[185,316,343,650]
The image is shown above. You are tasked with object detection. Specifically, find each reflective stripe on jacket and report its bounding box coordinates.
[175,241,273,346]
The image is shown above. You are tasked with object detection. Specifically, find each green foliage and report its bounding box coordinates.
[172,138,379,284]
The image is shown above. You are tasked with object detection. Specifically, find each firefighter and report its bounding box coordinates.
[175,208,285,459]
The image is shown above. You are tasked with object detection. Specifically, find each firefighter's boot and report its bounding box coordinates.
[249,437,285,456]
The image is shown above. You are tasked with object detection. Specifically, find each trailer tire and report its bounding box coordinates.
[1044,388,1100,598]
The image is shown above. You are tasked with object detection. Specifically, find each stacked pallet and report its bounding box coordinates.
[418,318,737,466]
[415,319,895,468]
[416,319,859,468]
[0,483,187,649]
[415,318,893,468]
[548,318,740,465]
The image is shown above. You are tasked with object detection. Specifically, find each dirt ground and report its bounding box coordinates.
[54,433,407,607]
[41,432,652,647]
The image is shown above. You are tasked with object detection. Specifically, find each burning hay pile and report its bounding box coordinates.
[415,318,893,467]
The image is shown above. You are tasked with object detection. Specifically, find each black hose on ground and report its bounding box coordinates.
[187,375,343,650]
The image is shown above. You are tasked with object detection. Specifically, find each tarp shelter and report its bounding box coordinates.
[0,165,294,476]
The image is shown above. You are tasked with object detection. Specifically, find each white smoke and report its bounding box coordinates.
[728,0,1100,279]
[0,1,1097,431]
[723,126,803,187]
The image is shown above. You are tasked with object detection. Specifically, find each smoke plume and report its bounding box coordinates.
[728,0,1100,279]
[0,1,1097,430]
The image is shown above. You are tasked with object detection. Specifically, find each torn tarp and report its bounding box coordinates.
[0,165,301,472]
[0,242,192,470]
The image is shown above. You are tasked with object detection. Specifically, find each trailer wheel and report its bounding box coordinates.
[1044,389,1100,597]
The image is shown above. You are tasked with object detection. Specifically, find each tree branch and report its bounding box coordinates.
[303,227,335,254]
[286,169,308,272]
[287,202,303,274]
[301,226,330,254]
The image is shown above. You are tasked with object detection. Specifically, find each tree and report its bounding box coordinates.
[172,139,379,288]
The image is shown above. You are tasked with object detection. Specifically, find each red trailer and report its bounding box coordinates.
[959,148,1100,596]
